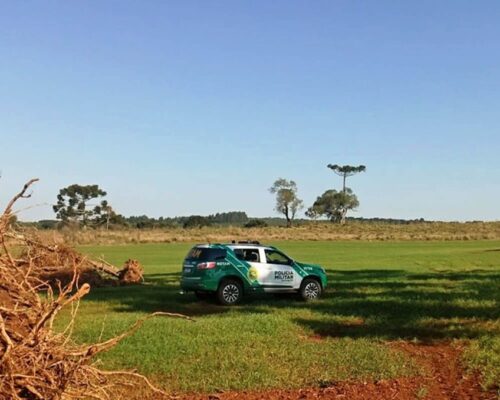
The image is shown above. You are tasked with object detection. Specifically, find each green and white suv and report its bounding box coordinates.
[180,241,327,305]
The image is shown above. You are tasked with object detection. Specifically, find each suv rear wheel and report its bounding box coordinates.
[300,277,322,301]
[217,279,243,305]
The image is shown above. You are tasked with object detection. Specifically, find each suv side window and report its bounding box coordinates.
[245,249,260,262]
[233,249,245,261]
[265,249,292,265]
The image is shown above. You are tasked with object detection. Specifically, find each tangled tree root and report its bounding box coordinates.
[0,179,190,400]
[12,233,145,287]
[118,259,144,284]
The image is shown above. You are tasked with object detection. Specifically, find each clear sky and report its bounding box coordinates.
[1,1,499,221]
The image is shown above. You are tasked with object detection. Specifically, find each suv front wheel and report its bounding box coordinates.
[300,277,322,301]
[217,279,243,305]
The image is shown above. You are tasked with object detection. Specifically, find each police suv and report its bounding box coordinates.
[180,241,327,305]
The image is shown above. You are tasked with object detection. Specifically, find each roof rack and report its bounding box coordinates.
[231,240,261,245]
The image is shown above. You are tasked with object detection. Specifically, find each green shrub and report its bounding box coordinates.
[244,219,268,228]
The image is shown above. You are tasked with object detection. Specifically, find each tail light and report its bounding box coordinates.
[197,261,217,270]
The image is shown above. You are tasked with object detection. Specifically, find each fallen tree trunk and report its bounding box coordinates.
[7,230,144,286]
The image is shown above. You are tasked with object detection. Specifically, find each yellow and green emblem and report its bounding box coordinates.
[248,266,258,281]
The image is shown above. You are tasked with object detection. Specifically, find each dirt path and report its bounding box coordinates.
[171,341,497,400]
[391,341,497,400]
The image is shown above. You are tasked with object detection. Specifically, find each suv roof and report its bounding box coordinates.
[193,241,270,248]
[227,243,274,248]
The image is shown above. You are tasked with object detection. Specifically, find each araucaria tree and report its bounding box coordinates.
[306,189,359,223]
[327,164,366,192]
[269,178,303,227]
[53,184,108,227]
[325,164,366,224]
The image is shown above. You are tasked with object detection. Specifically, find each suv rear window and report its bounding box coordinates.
[185,247,227,261]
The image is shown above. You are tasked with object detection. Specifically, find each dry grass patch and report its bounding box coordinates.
[30,221,500,245]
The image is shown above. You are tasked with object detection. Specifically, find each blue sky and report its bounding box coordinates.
[1,1,499,221]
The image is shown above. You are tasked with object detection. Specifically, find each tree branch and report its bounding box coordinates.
[2,179,39,217]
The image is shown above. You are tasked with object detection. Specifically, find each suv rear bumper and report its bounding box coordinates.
[181,276,217,292]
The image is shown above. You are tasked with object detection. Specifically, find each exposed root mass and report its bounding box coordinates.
[0,179,188,400]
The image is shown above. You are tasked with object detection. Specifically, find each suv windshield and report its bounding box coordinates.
[185,247,227,261]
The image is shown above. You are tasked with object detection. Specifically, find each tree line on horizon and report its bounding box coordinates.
[18,162,433,230]
[24,214,432,230]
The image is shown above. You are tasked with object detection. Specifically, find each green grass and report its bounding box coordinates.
[463,335,500,390]
[58,240,499,393]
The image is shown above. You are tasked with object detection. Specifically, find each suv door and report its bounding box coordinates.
[233,247,272,286]
[263,249,299,288]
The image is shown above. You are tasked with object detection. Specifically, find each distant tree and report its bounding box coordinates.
[126,215,151,229]
[306,188,359,224]
[211,211,249,225]
[304,207,321,221]
[101,201,115,230]
[8,214,18,226]
[183,215,211,229]
[37,220,58,230]
[53,184,107,227]
[126,215,177,229]
[244,219,268,228]
[269,178,303,227]
[327,164,366,193]
[326,164,366,224]
[94,201,128,229]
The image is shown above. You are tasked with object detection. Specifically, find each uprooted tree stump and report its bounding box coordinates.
[118,259,144,284]
[12,233,145,287]
[0,179,190,400]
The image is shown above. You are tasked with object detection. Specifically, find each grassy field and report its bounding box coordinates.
[60,240,500,393]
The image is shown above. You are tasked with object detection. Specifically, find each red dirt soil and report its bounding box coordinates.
[168,341,497,400]
[390,341,497,400]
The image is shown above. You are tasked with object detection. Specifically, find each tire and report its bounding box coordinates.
[194,291,213,301]
[300,277,322,301]
[217,279,243,305]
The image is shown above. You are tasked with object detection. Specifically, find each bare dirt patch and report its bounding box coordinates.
[172,379,421,400]
[392,341,497,400]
